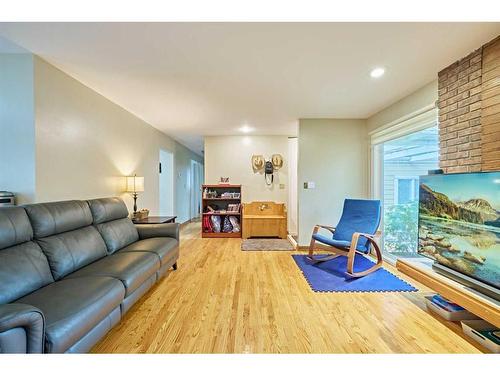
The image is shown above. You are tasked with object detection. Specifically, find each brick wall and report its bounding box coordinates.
[438,49,483,173]
[438,35,500,173]
[481,37,500,171]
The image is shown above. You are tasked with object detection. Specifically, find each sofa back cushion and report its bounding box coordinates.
[24,200,93,238]
[0,206,33,249]
[24,201,108,280]
[0,207,54,304]
[88,198,139,254]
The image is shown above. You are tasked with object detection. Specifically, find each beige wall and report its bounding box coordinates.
[366,80,438,133]
[0,54,35,204]
[297,119,368,246]
[204,136,288,204]
[33,57,203,220]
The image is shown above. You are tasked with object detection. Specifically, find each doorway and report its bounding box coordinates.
[159,149,174,216]
[288,137,298,238]
[190,160,203,221]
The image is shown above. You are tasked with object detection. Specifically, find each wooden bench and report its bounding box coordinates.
[242,201,287,239]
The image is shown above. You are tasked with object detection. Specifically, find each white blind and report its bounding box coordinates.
[370,104,437,145]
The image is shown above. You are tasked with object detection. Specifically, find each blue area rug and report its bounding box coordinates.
[292,254,418,293]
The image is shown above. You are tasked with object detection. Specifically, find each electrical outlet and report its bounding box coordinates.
[279,183,285,189]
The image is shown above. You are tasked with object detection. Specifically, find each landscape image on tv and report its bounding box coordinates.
[418,171,500,290]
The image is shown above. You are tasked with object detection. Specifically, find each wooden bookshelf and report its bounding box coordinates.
[201,184,242,238]
[203,212,241,216]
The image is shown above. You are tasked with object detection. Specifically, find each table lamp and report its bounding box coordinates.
[126,174,144,214]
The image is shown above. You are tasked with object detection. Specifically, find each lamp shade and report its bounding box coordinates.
[126,175,144,193]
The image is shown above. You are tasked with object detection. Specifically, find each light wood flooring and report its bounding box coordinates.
[91,221,485,353]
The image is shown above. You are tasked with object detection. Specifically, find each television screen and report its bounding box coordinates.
[418,171,500,289]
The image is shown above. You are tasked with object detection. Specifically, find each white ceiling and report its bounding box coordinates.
[0,23,499,155]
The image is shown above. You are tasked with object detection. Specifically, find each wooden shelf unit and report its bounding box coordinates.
[202,198,241,201]
[202,184,242,238]
[203,212,241,216]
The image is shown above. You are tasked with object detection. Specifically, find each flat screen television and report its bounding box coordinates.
[418,171,500,300]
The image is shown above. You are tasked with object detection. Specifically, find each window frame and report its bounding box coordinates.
[369,105,438,264]
[394,176,419,205]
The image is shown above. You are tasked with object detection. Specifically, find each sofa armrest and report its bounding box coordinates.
[135,223,180,242]
[0,303,45,354]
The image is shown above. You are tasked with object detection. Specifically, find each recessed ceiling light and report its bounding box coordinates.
[370,67,385,78]
[239,125,254,133]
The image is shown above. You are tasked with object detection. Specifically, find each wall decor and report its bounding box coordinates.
[251,153,284,185]
[251,155,265,172]
[271,154,283,169]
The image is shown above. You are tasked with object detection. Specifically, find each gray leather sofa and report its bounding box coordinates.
[0,197,179,353]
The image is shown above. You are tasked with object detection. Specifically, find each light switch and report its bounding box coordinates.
[304,181,316,189]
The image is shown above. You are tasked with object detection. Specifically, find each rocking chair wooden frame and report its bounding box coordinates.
[308,224,383,278]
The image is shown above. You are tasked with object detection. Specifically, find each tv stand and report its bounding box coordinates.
[397,258,500,327]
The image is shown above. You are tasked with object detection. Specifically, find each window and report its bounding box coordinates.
[371,115,439,262]
[394,177,418,204]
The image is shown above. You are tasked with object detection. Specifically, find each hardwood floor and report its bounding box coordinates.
[91,222,485,353]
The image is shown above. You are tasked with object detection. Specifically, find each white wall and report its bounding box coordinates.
[366,80,438,199]
[0,54,36,204]
[366,80,438,133]
[204,135,289,204]
[32,56,203,219]
[288,137,298,236]
[297,119,368,246]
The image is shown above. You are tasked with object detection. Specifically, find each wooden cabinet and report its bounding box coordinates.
[201,184,242,238]
[242,202,287,239]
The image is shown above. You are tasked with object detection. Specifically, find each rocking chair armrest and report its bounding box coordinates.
[349,232,381,255]
[355,232,376,241]
[313,224,336,234]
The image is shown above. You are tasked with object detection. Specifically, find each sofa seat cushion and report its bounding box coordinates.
[119,237,178,266]
[65,252,160,296]
[17,276,124,353]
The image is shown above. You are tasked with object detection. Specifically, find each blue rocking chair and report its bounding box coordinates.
[308,199,382,277]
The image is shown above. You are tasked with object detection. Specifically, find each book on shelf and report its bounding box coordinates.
[227,203,241,213]
[431,294,465,312]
